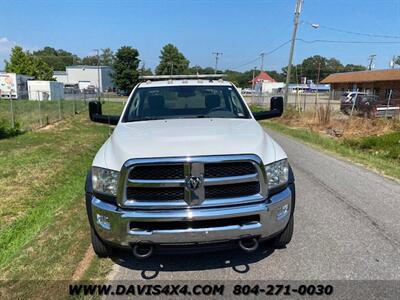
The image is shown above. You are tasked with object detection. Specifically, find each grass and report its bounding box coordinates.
[0,99,88,132]
[262,120,400,180]
[343,131,400,161]
[248,104,266,113]
[0,101,124,298]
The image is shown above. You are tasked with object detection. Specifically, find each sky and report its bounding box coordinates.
[0,0,400,72]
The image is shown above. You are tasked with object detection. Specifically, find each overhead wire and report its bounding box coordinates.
[302,20,400,39]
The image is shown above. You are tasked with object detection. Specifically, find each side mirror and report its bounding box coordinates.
[88,101,120,125]
[253,96,284,120]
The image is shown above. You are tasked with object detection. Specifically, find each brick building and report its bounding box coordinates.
[321,69,400,103]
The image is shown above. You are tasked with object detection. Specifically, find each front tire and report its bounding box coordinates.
[90,228,111,258]
[271,215,294,248]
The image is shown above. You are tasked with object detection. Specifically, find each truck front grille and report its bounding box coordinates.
[127,187,184,201]
[129,165,184,180]
[120,155,267,209]
[129,215,260,231]
[205,182,260,199]
[205,162,256,177]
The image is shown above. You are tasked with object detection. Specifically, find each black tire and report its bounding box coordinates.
[271,215,294,248]
[90,228,111,258]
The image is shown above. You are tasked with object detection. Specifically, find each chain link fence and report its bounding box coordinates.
[0,90,129,135]
[243,91,336,112]
[0,92,90,132]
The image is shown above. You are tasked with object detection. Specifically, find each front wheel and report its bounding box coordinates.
[90,228,112,258]
[271,215,294,248]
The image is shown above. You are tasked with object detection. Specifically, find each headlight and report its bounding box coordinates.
[92,167,120,196]
[265,159,289,189]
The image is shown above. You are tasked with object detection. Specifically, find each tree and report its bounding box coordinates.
[30,57,54,80]
[155,44,190,75]
[4,46,32,75]
[32,47,79,71]
[112,46,140,92]
[266,70,286,82]
[5,46,53,80]
[343,64,367,72]
[81,55,99,66]
[188,65,215,75]
[281,64,297,83]
[100,48,114,66]
[282,55,366,83]
[81,49,114,66]
[139,62,153,76]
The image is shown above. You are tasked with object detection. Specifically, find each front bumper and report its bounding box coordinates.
[90,186,293,247]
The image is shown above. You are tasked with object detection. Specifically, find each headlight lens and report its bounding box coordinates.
[265,159,289,189]
[92,167,119,196]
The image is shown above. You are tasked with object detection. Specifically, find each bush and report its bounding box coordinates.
[343,132,400,161]
[282,104,301,119]
[0,119,21,139]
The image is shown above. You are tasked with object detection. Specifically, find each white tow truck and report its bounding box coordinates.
[86,75,295,258]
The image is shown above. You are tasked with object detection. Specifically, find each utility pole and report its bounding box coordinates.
[315,62,321,109]
[390,55,396,69]
[93,49,101,101]
[251,67,257,103]
[260,53,265,71]
[367,54,376,70]
[284,0,303,106]
[212,52,223,74]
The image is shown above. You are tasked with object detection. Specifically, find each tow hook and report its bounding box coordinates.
[132,243,154,259]
[238,237,259,252]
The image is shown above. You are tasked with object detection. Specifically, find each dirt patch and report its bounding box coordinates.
[72,246,95,280]
[38,123,57,131]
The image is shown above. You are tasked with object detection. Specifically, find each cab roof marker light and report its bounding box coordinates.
[139,74,227,81]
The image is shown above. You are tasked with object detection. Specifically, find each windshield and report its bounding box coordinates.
[123,85,251,122]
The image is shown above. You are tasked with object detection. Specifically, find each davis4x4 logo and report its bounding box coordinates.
[69,284,225,296]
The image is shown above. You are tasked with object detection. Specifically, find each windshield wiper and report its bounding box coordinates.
[178,115,207,119]
[131,117,164,122]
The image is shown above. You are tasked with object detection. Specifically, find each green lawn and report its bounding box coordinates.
[0,97,126,135]
[263,121,400,180]
[0,99,88,131]
[0,101,124,298]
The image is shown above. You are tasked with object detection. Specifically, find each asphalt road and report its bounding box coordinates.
[107,130,400,281]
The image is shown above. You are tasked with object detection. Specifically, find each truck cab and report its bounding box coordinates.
[86,75,295,258]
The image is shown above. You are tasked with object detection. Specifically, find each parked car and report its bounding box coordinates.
[356,94,380,116]
[86,75,295,259]
[241,88,256,95]
[340,92,366,114]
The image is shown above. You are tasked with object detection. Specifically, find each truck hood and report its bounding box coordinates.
[93,118,286,171]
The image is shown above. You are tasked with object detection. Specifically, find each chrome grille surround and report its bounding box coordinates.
[117,154,268,209]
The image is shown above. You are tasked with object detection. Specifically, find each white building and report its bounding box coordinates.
[251,71,285,93]
[54,65,114,92]
[28,81,64,100]
[53,71,68,85]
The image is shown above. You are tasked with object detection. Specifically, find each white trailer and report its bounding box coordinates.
[0,72,33,99]
[28,81,64,100]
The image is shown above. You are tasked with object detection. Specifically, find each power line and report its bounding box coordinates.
[229,40,291,70]
[302,20,400,39]
[296,38,400,44]
[229,57,260,71]
[227,37,399,71]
